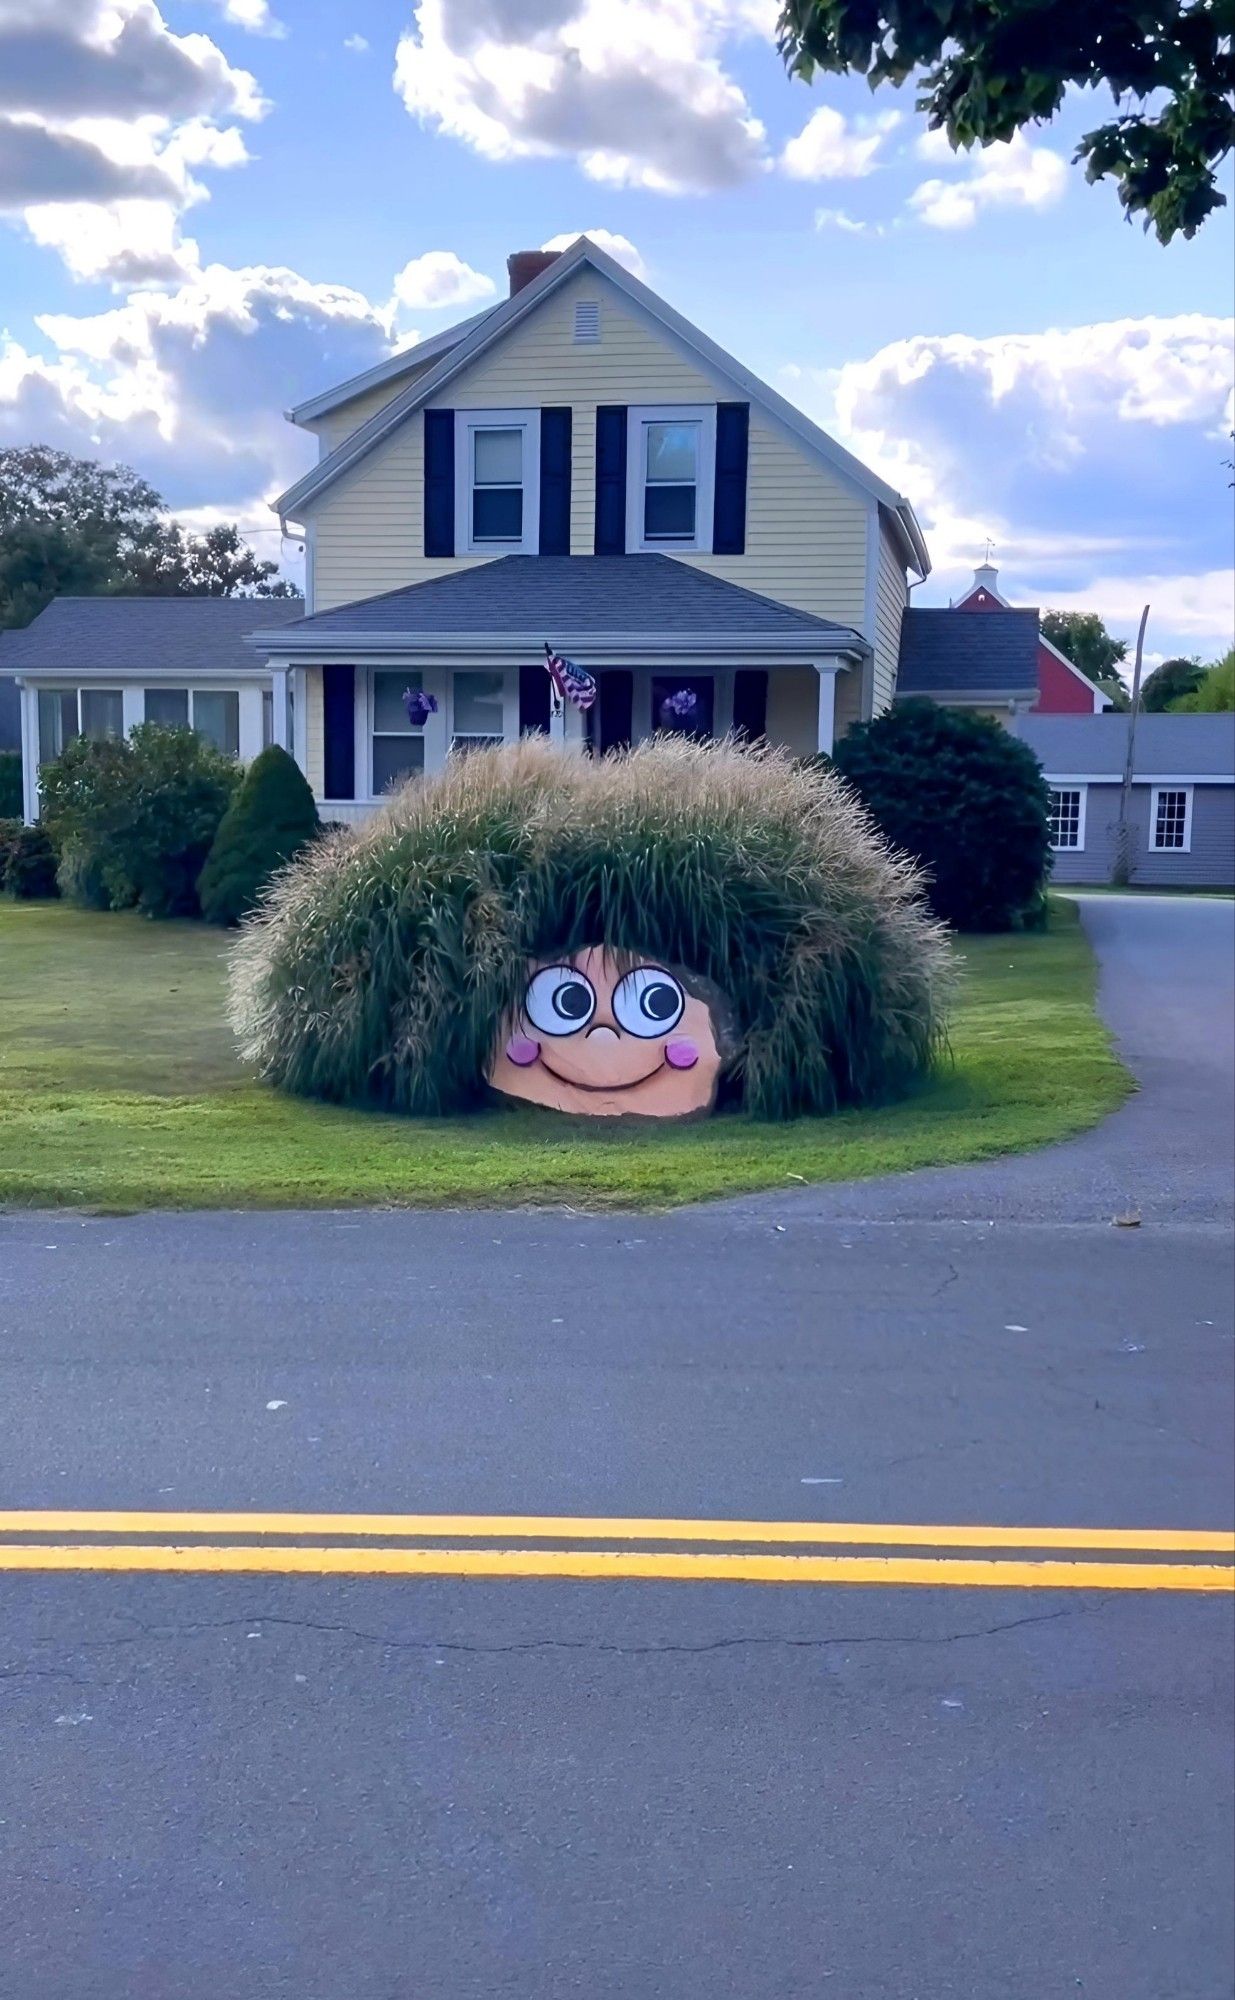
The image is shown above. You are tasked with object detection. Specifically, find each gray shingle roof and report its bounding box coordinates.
[271,554,862,643]
[0,596,302,675]
[1014,712,1235,779]
[897,607,1039,699]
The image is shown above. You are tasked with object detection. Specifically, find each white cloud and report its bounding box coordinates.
[394,0,769,194]
[390,249,496,310]
[540,227,646,275]
[813,206,882,236]
[201,0,286,34]
[780,106,899,181]
[344,33,370,52]
[793,314,1235,658]
[909,131,1067,229]
[0,0,264,283]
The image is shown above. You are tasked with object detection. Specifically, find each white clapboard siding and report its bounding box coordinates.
[307,269,871,627]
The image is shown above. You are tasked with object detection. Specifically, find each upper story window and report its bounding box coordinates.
[1048,786,1086,851]
[1151,785,1192,851]
[455,408,539,555]
[627,405,716,555]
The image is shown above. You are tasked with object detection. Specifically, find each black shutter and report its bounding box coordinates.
[423,408,454,557]
[732,669,768,742]
[519,662,552,736]
[322,664,355,800]
[598,669,633,754]
[712,402,749,555]
[539,406,572,555]
[594,405,627,555]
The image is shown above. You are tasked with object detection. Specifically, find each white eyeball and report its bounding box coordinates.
[524,965,596,1037]
[612,966,685,1039]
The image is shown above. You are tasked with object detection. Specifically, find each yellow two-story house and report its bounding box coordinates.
[254,236,930,820]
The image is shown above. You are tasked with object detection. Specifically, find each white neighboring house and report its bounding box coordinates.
[1,597,301,823]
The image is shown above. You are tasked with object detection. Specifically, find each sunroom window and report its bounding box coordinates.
[144,687,239,756]
[37,687,122,765]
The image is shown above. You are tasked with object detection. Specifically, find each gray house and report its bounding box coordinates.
[1013,713,1235,888]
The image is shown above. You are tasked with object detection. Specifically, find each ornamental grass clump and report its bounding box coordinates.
[229,736,951,1121]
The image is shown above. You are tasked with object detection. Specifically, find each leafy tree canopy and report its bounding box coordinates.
[777,0,1233,241]
[1040,609,1130,708]
[1173,647,1235,710]
[1141,654,1204,710]
[0,446,301,632]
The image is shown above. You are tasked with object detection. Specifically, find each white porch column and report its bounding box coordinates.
[270,664,290,749]
[237,685,264,763]
[121,686,144,738]
[291,664,308,773]
[547,691,586,753]
[814,663,838,757]
[19,682,39,823]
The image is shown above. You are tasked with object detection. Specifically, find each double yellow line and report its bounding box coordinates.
[1,1511,1232,1591]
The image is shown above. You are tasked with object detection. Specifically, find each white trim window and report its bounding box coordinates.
[450,670,510,755]
[144,686,240,757]
[455,408,539,555]
[1150,784,1193,852]
[1047,785,1087,851]
[627,404,716,554]
[370,669,429,795]
[37,686,122,765]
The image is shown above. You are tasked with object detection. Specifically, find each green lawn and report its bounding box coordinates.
[0,897,1130,1211]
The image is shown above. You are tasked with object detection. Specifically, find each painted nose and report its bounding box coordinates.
[585,1023,620,1045]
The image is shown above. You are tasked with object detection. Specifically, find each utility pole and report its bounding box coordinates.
[1113,604,1151,886]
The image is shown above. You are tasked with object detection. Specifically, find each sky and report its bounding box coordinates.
[1,0,1232,667]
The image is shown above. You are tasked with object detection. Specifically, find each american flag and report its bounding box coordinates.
[544,642,597,712]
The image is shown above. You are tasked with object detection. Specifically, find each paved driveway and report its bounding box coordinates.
[0,895,1231,2000]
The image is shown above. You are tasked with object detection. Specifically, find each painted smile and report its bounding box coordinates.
[538,1052,667,1094]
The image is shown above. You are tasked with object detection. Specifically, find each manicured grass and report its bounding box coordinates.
[0,897,1129,1211]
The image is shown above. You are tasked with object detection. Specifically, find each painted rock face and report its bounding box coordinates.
[487,944,724,1119]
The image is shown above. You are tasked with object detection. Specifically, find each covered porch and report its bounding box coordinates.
[252,555,867,823]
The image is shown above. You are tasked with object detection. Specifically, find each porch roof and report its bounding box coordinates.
[251,555,865,661]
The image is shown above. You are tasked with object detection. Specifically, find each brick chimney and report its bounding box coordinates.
[507,249,560,297]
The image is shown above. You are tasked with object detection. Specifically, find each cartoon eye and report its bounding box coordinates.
[612,967,685,1039]
[524,965,597,1037]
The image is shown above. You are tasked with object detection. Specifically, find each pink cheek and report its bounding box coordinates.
[664,1038,699,1071]
[506,1035,541,1068]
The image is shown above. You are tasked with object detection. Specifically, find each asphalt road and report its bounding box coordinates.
[1,895,1232,1999]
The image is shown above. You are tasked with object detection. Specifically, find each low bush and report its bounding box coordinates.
[0,750,21,818]
[831,700,1052,932]
[0,819,59,899]
[199,745,319,927]
[40,723,239,918]
[230,736,952,1122]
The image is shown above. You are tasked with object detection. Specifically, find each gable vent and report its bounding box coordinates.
[573,300,601,344]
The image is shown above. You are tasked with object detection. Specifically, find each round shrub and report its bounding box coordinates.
[229,737,951,1122]
[1,817,60,898]
[831,700,1052,932]
[199,744,319,927]
[41,723,239,918]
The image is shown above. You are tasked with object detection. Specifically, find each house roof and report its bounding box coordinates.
[897,606,1040,701]
[1014,712,1235,781]
[0,595,302,677]
[953,567,1113,708]
[273,236,930,577]
[250,554,865,659]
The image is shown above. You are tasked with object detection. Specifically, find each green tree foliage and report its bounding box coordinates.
[40,723,240,919]
[1040,610,1130,709]
[1173,647,1235,710]
[831,700,1052,932]
[0,820,59,899]
[0,750,22,817]
[199,745,320,927]
[777,0,1233,241]
[1141,655,1205,710]
[229,738,951,1122]
[0,446,301,633]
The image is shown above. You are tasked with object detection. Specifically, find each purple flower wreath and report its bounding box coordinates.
[403,688,439,727]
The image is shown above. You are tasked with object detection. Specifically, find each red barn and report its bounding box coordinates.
[954,563,1113,714]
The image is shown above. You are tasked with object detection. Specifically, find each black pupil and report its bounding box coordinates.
[554,980,591,1020]
[641,982,678,1021]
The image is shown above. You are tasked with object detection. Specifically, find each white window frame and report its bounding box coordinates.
[447,668,519,757]
[1047,783,1087,852]
[1150,784,1193,853]
[36,684,123,764]
[626,404,716,556]
[361,667,447,799]
[454,408,540,556]
[142,685,241,756]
